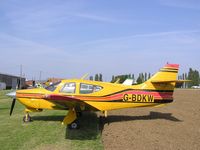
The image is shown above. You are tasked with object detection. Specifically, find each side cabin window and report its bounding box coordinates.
[60,82,76,94]
[80,83,102,94]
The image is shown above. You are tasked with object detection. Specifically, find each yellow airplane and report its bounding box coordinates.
[8,64,185,129]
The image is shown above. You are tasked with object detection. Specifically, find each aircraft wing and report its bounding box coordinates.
[44,94,98,110]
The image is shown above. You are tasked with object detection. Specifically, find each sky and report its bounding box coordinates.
[0,0,200,81]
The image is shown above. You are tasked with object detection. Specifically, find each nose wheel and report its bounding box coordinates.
[23,113,32,122]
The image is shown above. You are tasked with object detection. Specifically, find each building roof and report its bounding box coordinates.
[0,72,25,79]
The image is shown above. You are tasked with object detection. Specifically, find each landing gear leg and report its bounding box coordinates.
[23,108,33,123]
[102,110,108,118]
[99,110,108,125]
[62,108,80,129]
[23,113,31,122]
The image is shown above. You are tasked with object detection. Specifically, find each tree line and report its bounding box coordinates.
[89,74,103,81]
[89,68,200,88]
[110,73,152,84]
[89,73,152,84]
[178,68,200,88]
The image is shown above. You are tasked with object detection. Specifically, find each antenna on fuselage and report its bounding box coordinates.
[81,73,89,80]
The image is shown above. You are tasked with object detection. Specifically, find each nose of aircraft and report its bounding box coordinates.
[6,91,16,98]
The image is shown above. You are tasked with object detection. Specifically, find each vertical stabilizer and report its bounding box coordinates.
[140,64,179,91]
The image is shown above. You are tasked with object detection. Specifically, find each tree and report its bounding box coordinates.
[132,74,135,80]
[111,75,115,83]
[136,73,143,84]
[188,68,192,87]
[188,68,200,87]
[194,70,200,85]
[144,72,147,81]
[99,74,103,81]
[148,73,151,79]
[141,73,144,83]
[95,74,99,81]
[118,75,127,83]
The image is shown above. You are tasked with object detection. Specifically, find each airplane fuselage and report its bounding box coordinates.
[16,79,174,112]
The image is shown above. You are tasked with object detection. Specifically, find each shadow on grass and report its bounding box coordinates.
[32,112,101,140]
[99,111,182,133]
[32,111,181,140]
[65,112,100,140]
[31,113,100,140]
[0,107,10,110]
[32,115,65,121]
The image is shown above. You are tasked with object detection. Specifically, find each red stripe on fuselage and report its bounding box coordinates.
[106,91,173,100]
[16,90,173,102]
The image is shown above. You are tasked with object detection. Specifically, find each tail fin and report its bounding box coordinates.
[141,64,179,91]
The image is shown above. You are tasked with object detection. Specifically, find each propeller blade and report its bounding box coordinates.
[10,98,16,116]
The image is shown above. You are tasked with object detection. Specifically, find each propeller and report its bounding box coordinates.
[10,98,16,116]
[6,91,16,116]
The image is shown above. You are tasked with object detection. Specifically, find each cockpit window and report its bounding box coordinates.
[45,81,61,92]
[60,82,76,94]
[80,83,102,94]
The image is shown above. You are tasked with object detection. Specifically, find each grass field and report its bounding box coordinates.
[0,90,103,150]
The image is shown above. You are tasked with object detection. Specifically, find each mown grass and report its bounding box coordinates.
[0,90,103,150]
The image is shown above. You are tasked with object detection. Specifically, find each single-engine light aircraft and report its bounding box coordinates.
[8,64,186,129]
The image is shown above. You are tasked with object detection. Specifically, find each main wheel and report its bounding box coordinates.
[68,120,80,129]
[23,114,31,123]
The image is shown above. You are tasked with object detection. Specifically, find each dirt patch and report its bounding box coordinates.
[101,89,200,150]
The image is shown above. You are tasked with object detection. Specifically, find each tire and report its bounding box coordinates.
[23,115,31,123]
[68,120,80,129]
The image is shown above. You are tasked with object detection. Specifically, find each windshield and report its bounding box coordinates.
[45,81,61,92]
[60,82,76,94]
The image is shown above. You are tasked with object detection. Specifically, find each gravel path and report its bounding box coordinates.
[101,89,200,150]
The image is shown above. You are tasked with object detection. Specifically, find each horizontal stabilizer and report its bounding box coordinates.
[151,80,191,84]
